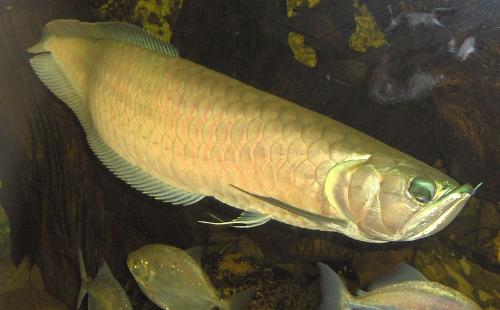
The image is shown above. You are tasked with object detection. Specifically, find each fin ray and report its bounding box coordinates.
[230,185,348,228]
[29,19,178,57]
[367,263,428,291]
[29,35,204,206]
[185,246,203,265]
[317,262,350,310]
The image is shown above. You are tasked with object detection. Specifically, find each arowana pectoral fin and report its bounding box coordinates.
[230,185,348,228]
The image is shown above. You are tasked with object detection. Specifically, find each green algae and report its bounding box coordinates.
[287,32,317,68]
[348,0,386,52]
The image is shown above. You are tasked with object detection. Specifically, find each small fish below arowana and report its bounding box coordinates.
[127,244,253,310]
[317,262,481,310]
[77,249,132,310]
[28,19,479,243]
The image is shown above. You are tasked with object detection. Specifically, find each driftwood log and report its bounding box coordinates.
[0,0,498,309]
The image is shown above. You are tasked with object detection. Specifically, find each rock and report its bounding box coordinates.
[352,247,414,287]
[413,242,500,310]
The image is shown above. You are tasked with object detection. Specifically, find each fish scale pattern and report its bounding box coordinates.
[47,36,391,230]
[85,39,369,229]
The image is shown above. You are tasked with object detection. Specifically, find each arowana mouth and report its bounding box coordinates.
[399,183,479,241]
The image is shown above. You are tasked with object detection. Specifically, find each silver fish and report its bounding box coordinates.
[127,244,253,310]
[317,262,481,310]
[77,249,132,310]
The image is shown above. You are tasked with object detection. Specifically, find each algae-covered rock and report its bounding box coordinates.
[96,0,183,42]
[348,0,386,52]
[413,244,500,310]
[205,249,317,309]
[286,0,320,18]
[288,32,318,68]
[437,198,500,267]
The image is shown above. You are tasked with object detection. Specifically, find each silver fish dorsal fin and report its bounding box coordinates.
[28,20,204,206]
[185,246,203,265]
[97,261,114,278]
[367,263,428,291]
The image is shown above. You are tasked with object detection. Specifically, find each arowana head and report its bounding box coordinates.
[324,153,478,242]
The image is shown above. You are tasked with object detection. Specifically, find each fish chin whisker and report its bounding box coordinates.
[471,182,482,196]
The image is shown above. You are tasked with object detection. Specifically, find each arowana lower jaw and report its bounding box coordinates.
[399,183,476,241]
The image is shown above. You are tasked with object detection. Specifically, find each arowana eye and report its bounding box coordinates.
[408,177,436,203]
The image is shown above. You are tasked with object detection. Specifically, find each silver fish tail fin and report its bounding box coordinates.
[185,246,203,265]
[367,263,428,291]
[76,284,87,310]
[317,262,351,310]
[77,248,89,310]
[226,288,254,310]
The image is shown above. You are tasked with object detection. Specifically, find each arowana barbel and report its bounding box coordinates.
[28,20,477,243]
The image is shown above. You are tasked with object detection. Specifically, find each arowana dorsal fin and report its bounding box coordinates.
[28,19,178,56]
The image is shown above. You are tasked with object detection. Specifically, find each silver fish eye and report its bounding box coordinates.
[408,177,436,203]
